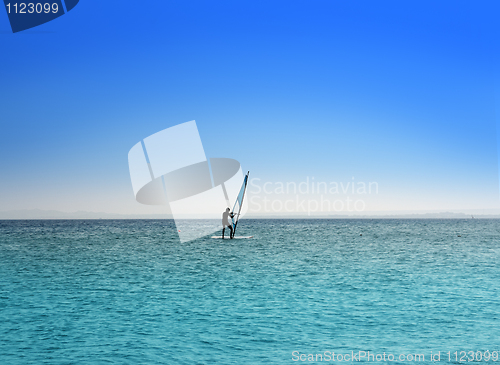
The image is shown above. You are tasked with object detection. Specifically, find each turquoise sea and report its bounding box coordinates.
[0,219,499,364]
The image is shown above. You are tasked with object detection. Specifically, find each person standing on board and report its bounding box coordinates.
[222,208,235,239]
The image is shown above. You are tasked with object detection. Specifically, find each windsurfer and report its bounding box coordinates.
[222,208,234,239]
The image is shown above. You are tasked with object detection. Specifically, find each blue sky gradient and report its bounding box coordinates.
[1,0,499,214]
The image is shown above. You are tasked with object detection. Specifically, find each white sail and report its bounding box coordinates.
[231,172,249,235]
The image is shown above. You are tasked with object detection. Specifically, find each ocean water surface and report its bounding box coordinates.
[0,219,499,364]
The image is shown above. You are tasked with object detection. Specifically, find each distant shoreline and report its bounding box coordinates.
[2,216,500,220]
[1,209,500,220]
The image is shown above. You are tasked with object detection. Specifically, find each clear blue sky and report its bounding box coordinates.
[1,0,499,215]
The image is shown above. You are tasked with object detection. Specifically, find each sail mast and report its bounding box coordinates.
[232,171,249,236]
